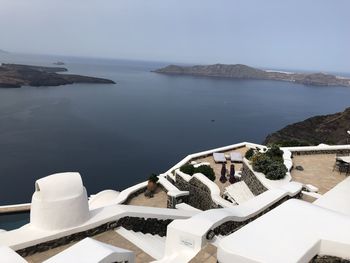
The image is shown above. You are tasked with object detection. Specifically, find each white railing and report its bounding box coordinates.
[160,142,264,179]
[0,203,31,214]
[282,144,350,153]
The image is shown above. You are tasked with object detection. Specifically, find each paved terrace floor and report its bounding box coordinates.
[25,230,154,263]
[193,147,248,194]
[127,187,168,208]
[189,244,217,263]
[291,154,347,194]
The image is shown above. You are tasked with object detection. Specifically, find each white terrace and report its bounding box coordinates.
[0,142,349,263]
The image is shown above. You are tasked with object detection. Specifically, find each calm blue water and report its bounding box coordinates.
[0,53,350,230]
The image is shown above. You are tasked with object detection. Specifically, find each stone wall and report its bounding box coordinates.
[241,162,268,195]
[310,255,350,263]
[213,195,290,236]
[17,216,172,257]
[174,174,219,210]
[167,194,189,209]
[292,149,350,156]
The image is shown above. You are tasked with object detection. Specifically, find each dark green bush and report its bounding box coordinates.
[266,145,283,159]
[148,173,159,183]
[251,153,273,174]
[245,148,255,160]
[272,140,310,147]
[265,162,287,180]
[251,145,288,180]
[195,165,216,181]
[180,164,195,175]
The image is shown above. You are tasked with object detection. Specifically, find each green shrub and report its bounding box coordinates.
[148,173,159,183]
[265,162,287,180]
[251,145,287,180]
[273,140,310,147]
[195,165,216,181]
[266,145,283,159]
[251,153,273,174]
[245,148,255,160]
[180,164,195,175]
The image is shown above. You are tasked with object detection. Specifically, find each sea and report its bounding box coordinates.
[1,53,350,230]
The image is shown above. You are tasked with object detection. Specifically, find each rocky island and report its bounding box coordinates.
[264,107,350,145]
[0,63,115,88]
[154,64,350,87]
[53,61,65,65]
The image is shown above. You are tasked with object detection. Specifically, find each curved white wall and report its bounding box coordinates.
[30,172,90,231]
[88,190,120,210]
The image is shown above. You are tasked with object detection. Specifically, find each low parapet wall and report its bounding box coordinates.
[0,204,197,256]
[0,203,31,215]
[241,158,300,194]
[160,142,264,182]
[283,144,350,156]
[174,171,234,210]
[174,173,218,210]
[157,177,189,209]
[213,195,291,235]
[16,216,173,257]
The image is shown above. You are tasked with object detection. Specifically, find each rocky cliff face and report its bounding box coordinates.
[154,64,350,87]
[264,108,350,145]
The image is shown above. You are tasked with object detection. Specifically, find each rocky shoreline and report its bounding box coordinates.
[154,64,350,87]
[0,63,115,88]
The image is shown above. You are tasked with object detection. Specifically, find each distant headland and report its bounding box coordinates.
[0,63,115,88]
[153,64,350,87]
[53,61,65,65]
[264,107,350,145]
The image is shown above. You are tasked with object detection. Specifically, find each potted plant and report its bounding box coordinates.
[145,173,159,198]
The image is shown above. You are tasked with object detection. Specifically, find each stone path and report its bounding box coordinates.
[189,244,217,263]
[127,187,168,208]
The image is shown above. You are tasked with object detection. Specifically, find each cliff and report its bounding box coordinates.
[264,108,350,145]
[154,64,350,87]
[0,63,115,88]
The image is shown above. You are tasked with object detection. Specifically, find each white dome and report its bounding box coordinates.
[30,172,90,231]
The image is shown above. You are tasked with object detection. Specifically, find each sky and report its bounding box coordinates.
[0,0,349,72]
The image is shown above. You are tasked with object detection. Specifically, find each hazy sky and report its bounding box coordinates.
[0,0,349,71]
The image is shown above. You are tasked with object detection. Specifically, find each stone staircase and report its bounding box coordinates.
[115,227,166,260]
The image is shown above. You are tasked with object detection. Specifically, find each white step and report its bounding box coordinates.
[144,233,167,249]
[210,235,224,247]
[116,227,165,260]
[224,181,255,204]
[302,190,322,199]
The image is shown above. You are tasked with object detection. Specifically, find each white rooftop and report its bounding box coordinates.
[314,176,350,216]
[218,198,350,263]
[0,246,27,263]
[44,237,134,263]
